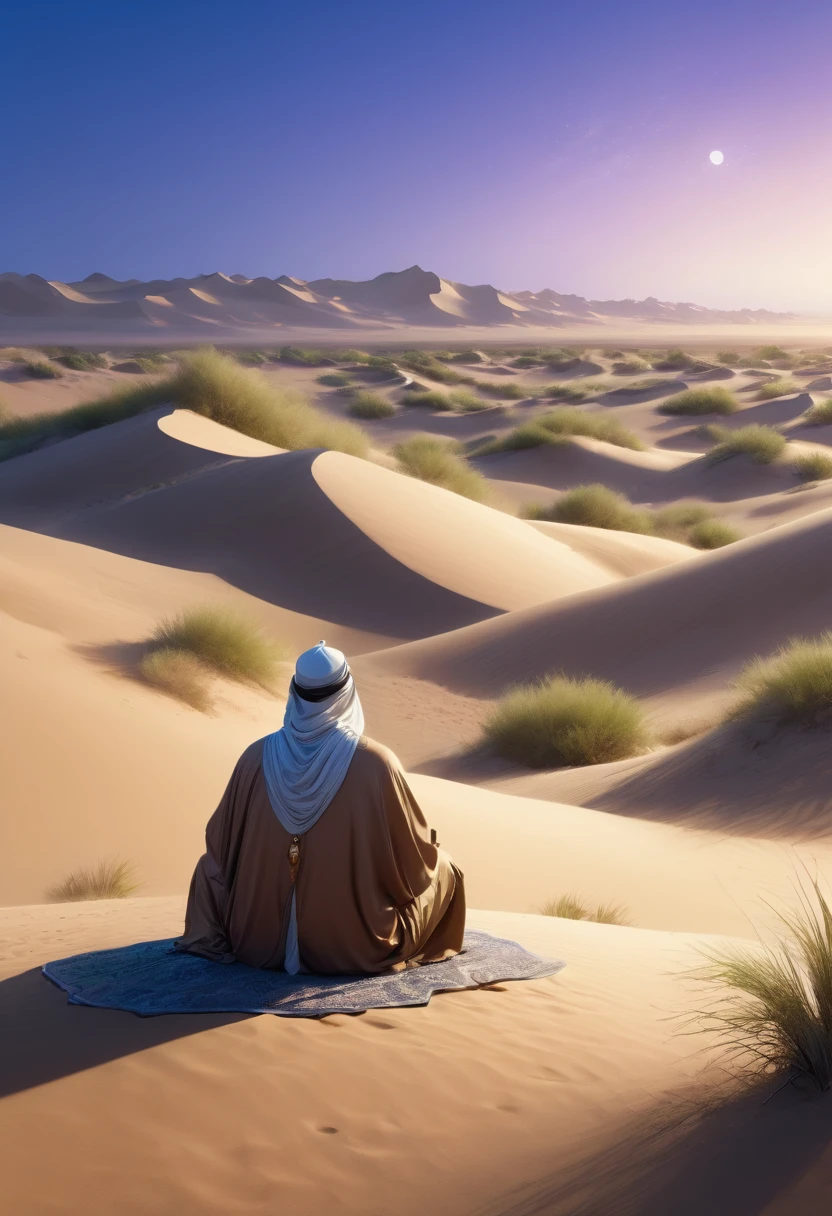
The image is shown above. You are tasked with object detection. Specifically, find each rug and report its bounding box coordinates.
[43,929,565,1017]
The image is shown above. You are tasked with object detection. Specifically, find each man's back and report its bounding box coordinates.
[177,735,465,974]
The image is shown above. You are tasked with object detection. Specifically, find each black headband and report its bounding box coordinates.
[291,669,351,703]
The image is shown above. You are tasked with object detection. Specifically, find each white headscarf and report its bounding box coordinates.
[261,642,364,974]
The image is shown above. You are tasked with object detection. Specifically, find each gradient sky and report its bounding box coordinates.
[4,0,832,310]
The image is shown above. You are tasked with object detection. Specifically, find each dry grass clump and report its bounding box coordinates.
[539,894,630,924]
[482,674,648,768]
[693,879,832,1090]
[539,380,607,402]
[346,390,396,419]
[803,399,832,426]
[140,648,213,711]
[48,859,138,902]
[24,359,62,379]
[405,388,488,413]
[398,351,464,384]
[317,371,352,387]
[716,350,741,365]
[393,436,488,502]
[612,356,651,373]
[756,378,799,399]
[652,347,696,371]
[793,451,832,482]
[529,487,741,548]
[532,484,653,533]
[758,345,789,361]
[709,425,786,465]
[56,350,107,371]
[735,633,832,723]
[278,346,334,367]
[0,348,368,461]
[479,407,642,454]
[149,606,283,690]
[658,387,738,415]
[471,378,529,400]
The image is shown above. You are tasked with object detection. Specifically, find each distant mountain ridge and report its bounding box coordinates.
[0,265,795,334]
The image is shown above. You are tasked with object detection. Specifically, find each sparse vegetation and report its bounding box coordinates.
[652,347,695,371]
[756,378,799,399]
[393,436,488,501]
[56,350,107,371]
[529,486,741,548]
[612,356,651,374]
[48,859,138,902]
[317,371,353,387]
[140,648,213,711]
[539,380,607,402]
[735,633,832,723]
[346,389,396,419]
[478,407,643,454]
[716,350,741,365]
[793,451,832,482]
[471,378,529,400]
[758,345,789,361]
[539,894,631,925]
[803,399,832,426]
[147,606,283,694]
[24,360,62,379]
[482,674,648,768]
[694,879,832,1090]
[658,387,738,415]
[709,425,786,465]
[235,349,270,366]
[405,388,489,413]
[398,351,464,384]
[278,346,334,366]
[0,348,368,461]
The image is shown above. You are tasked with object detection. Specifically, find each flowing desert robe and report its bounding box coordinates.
[175,737,466,974]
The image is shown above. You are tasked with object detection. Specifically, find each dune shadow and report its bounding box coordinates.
[0,967,250,1099]
[487,1080,832,1216]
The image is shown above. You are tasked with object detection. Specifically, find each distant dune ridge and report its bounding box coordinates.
[0,266,795,338]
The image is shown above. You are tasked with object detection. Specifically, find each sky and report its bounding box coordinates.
[3,0,832,311]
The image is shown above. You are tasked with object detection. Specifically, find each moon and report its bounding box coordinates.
[709,150,724,165]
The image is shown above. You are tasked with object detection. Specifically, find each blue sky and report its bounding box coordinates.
[3,0,831,307]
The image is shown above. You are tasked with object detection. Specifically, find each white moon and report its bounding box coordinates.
[709,150,724,165]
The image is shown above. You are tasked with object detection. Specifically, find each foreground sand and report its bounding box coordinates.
[0,897,791,1216]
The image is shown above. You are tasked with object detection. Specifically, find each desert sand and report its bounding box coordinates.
[4,341,832,1213]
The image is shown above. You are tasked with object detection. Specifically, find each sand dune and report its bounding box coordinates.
[474,435,693,497]
[529,519,700,577]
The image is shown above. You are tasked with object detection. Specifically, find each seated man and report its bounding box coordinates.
[176,641,465,974]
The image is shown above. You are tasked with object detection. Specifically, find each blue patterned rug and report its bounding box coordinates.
[43,929,564,1018]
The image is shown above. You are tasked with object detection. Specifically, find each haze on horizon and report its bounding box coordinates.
[4,0,831,313]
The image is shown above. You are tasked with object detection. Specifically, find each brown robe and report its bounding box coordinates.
[175,736,466,974]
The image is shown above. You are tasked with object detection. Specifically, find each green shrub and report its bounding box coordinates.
[803,399,832,426]
[534,484,653,533]
[709,425,786,465]
[483,674,648,768]
[687,518,742,549]
[694,879,832,1090]
[756,378,799,399]
[140,648,213,711]
[148,605,284,689]
[758,345,789,361]
[346,390,396,419]
[393,436,488,501]
[317,371,352,387]
[471,378,529,400]
[716,350,741,365]
[48,859,138,902]
[658,387,738,415]
[0,348,368,461]
[736,633,832,721]
[57,350,107,371]
[539,894,630,924]
[24,360,62,379]
[793,451,832,482]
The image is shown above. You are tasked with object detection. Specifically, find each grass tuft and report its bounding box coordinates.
[483,674,648,768]
[716,350,741,365]
[534,484,653,533]
[735,633,832,723]
[709,425,786,465]
[346,390,396,419]
[48,859,138,902]
[658,387,737,416]
[793,451,832,482]
[479,407,642,454]
[24,360,62,379]
[687,517,743,549]
[405,389,489,413]
[317,371,353,387]
[756,378,799,400]
[56,350,107,371]
[693,879,832,1090]
[393,436,489,501]
[149,606,283,691]
[803,399,832,426]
